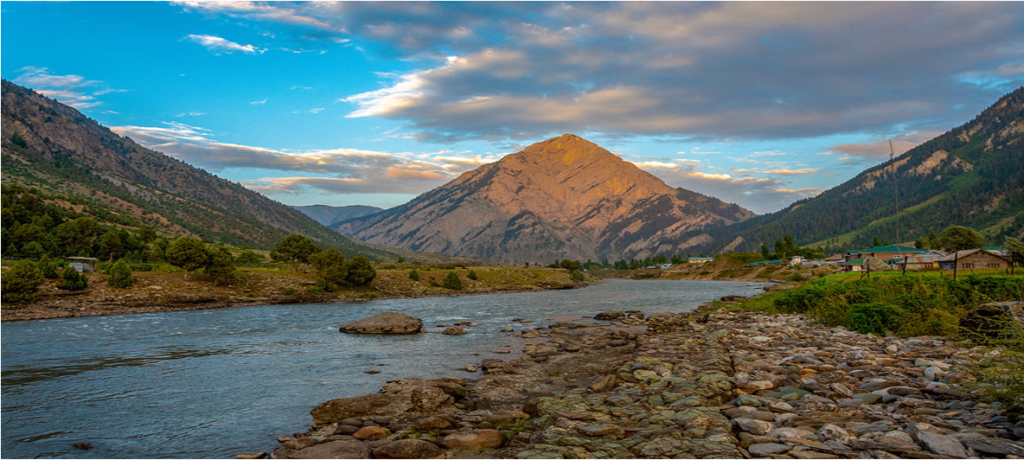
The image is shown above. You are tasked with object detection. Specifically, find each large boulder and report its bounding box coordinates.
[441,430,505,449]
[339,312,423,334]
[287,441,370,459]
[373,440,443,459]
[959,301,1024,339]
[311,378,459,425]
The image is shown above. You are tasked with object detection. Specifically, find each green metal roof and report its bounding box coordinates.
[848,245,925,254]
[842,258,865,265]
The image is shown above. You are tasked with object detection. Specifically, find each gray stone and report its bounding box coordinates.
[733,418,775,435]
[915,431,968,459]
[749,443,792,455]
[372,440,443,459]
[443,326,468,335]
[818,424,854,446]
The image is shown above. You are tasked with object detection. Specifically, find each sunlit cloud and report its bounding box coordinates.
[185,34,266,54]
[13,67,123,110]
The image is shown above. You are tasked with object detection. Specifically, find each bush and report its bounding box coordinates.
[204,246,237,285]
[166,237,208,278]
[234,250,264,267]
[408,269,420,281]
[467,270,479,281]
[345,254,377,286]
[2,260,46,302]
[442,271,463,290]
[309,248,348,292]
[570,270,585,282]
[38,255,59,279]
[107,259,135,288]
[848,303,908,335]
[57,266,88,291]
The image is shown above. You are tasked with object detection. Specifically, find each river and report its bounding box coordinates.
[1,279,771,458]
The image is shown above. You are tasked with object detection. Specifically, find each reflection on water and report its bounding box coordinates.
[1,279,769,458]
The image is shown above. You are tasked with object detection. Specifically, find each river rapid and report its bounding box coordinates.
[1,279,770,458]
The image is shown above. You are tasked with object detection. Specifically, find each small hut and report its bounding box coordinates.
[65,257,99,273]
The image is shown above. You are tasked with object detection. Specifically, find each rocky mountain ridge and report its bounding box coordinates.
[691,86,1024,254]
[0,80,396,258]
[336,134,753,262]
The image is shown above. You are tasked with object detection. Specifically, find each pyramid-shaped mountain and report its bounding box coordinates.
[336,134,753,262]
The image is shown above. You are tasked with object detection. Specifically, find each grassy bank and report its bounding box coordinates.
[725,271,1024,416]
[1,265,598,321]
[732,272,1022,338]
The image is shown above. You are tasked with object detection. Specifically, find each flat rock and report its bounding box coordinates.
[287,441,371,459]
[372,439,443,459]
[443,326,468,335]
[749,443,792,455]
[594,311,624,320]
[915,431,968,459]
[339,313,422,334]
[353,426,387,440]
[442,429,505,449]
[734,418,775,435]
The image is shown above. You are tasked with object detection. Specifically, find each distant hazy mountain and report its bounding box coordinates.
[293,204,384,227]
[1,80,398,259]
[694,86,1024,254]
[336,134,753,262]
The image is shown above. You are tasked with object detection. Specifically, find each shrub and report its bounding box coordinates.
[38,255,59,279]
[204,246,237,285]
[107,259,135,288]
[2,260,46,302]
[309,248,348,292]
[234,250,264,267]
[166,237,208,278]
[848,303,908,335]
[271,234,321,266]
[570,270,585,282]
[442,271,463,290]
[467,270,479,281]
[345,254,377,286]
[408,269,420,281]
[57,266,88,291]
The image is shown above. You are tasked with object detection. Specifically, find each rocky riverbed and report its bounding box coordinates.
[245,306,1024,459]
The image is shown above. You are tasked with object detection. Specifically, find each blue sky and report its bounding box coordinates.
[3,2,1023,214]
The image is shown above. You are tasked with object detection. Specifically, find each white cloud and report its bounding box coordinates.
[185,34,265,54]
[250,99,267,105]
[13,67,124,110]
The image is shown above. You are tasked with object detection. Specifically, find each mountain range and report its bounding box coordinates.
[293,204,384,228]
[336,87,1023,261]
[0,80,397,260]
[335,134,753,263]
[687,85,1024,255]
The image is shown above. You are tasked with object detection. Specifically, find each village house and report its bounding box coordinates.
[845,244,926,263]
[824,254,846,265]
[937,249,1012,271]
[887,250,948,271]
[687,257,714,265]
[65,257,99,273]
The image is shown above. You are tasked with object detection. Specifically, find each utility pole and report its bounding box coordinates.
[890,139,900,245]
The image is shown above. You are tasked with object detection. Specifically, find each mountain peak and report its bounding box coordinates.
[337,135,753,262]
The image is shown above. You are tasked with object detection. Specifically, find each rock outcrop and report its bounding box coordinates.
[336,134,752,262]
[338,313,423,334]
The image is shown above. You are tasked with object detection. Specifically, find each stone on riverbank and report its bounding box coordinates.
[338,312,422,334]
[372,439,442,459]
[286,440,370,459]
[442,429,505,449]
[443,326,468,335]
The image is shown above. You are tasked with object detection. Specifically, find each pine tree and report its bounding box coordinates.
[442,271,463,290]
[57,266,88,291]
[345,254,376,286]
[2,260,46,302]
[107,259,135,288]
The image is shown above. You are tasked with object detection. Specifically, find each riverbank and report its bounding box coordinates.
[0,266,597,322]
[251,303,1024,459]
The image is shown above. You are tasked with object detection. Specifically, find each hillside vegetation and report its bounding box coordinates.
[1,80,395,259]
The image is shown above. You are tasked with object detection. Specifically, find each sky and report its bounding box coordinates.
[3,2,1024,215]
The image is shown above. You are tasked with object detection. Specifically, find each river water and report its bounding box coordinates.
[1,279,770,458]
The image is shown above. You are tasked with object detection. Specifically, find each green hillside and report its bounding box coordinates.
[695,86,1024,254]
[0,80,399,260]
